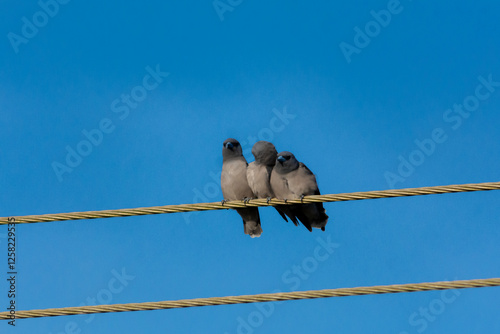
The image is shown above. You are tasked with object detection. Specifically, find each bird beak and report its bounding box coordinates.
[277,156,286,162]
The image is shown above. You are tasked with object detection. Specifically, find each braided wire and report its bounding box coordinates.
[1,181,499,224]
[1,278,499,320]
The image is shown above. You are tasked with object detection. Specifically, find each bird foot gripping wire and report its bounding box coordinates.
[266,197,272,205]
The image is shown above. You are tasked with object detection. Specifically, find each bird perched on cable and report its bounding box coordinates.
[221,138,262,238]
[247,141,299,226]
[271,151,328,232]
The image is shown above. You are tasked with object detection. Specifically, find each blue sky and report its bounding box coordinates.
[1,0,500,333]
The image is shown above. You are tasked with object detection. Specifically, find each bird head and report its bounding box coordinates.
[275,151,299,173]
[222,138,243,160]
[251,141,277,166]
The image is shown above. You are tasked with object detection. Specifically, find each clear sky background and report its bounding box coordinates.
[1,0,500,333]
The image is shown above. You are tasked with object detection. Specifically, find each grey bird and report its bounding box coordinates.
[247,141,299,225]
[270,151,328,232]
[221,138,262,238]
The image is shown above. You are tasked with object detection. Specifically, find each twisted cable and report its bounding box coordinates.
[1,181,499,224]
[1,278,499,320]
